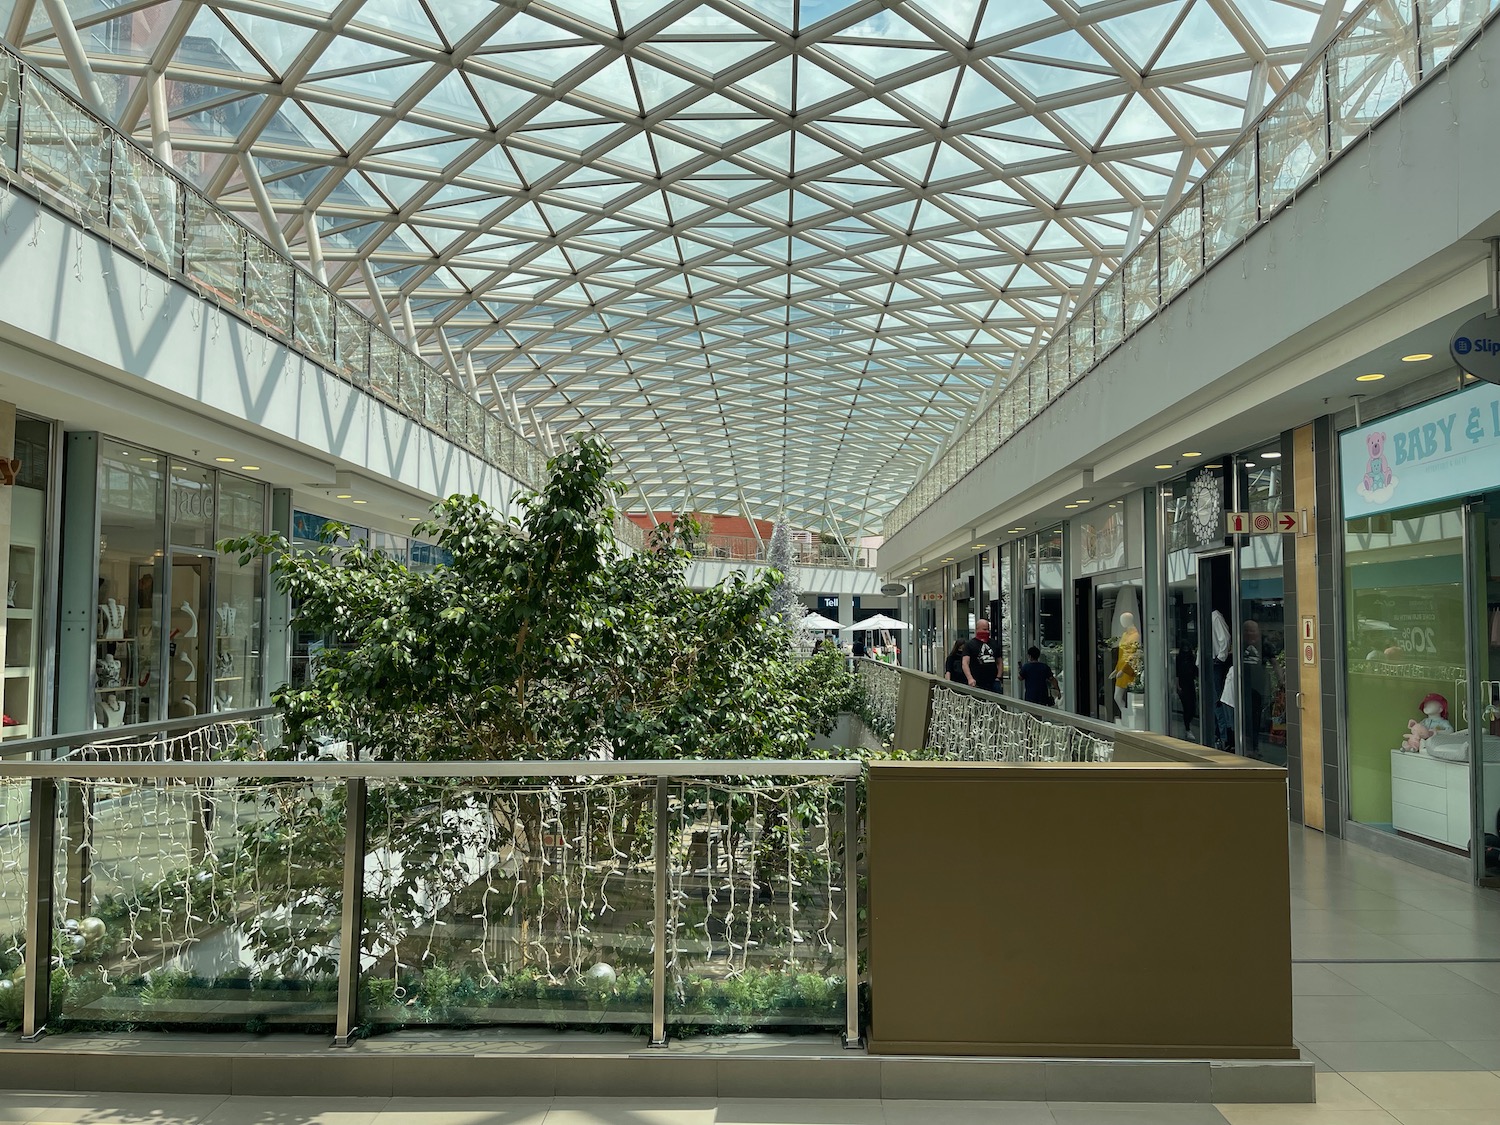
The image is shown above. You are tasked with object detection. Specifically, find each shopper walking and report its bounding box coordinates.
[1018,645,1059,707]
[944,639,967,683]
[962,619,1000,692]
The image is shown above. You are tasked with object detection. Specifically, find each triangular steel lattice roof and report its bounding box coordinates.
[7,0,1353,535]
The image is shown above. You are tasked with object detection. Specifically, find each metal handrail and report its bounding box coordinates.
[885,0,1499,538]
[0,706,275,760]
[0,42,553,491]
[0,758,863,779]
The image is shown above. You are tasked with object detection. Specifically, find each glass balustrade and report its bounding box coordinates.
[0,44,552,491]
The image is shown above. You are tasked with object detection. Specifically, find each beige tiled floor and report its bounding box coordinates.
[4,829,1498,1125]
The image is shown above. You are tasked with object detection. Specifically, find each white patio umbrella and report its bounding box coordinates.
[841,613,908,631]
[797,611,842,630]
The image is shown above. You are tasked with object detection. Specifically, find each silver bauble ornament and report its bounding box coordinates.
[585,962,617,990]
[79,916,106,945]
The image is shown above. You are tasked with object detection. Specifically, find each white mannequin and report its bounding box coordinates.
[1211,609,1232,662]
[99,599,125,640]
[175,646,197,683]
[176,601,198,638]
[1111,610,1141,726]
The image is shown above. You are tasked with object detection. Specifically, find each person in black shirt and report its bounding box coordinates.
[961,619,1000,691]
[851,638,866,658]
[944,639,967,682]
[1018,645,1058,706]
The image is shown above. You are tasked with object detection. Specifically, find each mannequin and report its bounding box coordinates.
[216,603,237,636]
[168,694,197,719]
[174,646,197,683]
[99,599,126,641]
[174,601,198,639]
[1111,611,1141,724]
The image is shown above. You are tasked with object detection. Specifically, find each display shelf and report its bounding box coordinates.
[3,667,29,677]
[95,685,139,694]
[0,723,31,740]
[6,608,33,620]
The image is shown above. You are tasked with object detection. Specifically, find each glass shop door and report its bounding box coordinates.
[167,552,215,720]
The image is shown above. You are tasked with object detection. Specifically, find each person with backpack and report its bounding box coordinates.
[1018,646,1059,707]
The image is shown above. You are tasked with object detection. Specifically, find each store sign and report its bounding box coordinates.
[1450,311,1500,383]
[880,582,906,596]
[1339,380,1500,517]
[0,458,19,486]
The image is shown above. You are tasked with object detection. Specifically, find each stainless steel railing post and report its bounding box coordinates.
[650,775,669,1047]
[842,777,863,1049]
[22,777,59,1041]
[333,777,368,1047]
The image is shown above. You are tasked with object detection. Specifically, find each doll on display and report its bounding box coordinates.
[1401,692,1453,752]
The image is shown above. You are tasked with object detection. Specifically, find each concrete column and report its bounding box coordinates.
[0,401,13,738]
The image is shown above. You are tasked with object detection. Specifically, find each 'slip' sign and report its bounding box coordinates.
[1451,311,1500,383]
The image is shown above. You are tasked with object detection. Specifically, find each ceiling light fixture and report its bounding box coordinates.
[215,457,235,463]
[1261,451,1282,459]
[240,465,260,472]
[1154,464,1173,470]
[352,500,368,505]
[336,494,353,500]
[1401,353,1432,362]
[1064,503,1079,509]
[1182,451,1202,458]
[1075,498,1090,504]
[1356,373,1385,382]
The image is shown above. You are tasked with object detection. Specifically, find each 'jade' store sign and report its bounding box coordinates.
[1341,381,1500,517]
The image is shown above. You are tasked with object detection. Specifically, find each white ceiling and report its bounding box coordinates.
[4,0,1356,534]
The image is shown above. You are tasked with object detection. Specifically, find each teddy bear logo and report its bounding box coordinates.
[1357,430,1398,503]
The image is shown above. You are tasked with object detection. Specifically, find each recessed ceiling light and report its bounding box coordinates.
[352,499,368,505]
[1064,504,1079,509]
[240,465,260,471]
[1182,451,1202,458]
[1356,373,1385,382]
[336,494,353,500]
[215,457,235,463]
[974,543,986,548]
[1075,498,1090,504]
[1261,451,1282,459]
[408,517,420,522]
[1401,353,1432,362]
[139,456,153,462]
[1205,463,1222,469]
[942,557,954,562]
[1154,464,1173,470]
[1009,527,1024,533]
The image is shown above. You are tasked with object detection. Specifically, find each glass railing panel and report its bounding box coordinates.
[1044,335,1067,400]
[0,779,30,1028]
[1259,65,1329,214]
[245,234,293,338]
[667,780,848,1034]
[108,138,178,269]
[397,349,426,419]
[1069,299,1095,383]
[1123,233,1159,334]
[334,299,370,388]
[0,55,18,173]
[1420,0,1497,71]
[1159,196,1203,304]
[1095,272,1124,357]
[183,194,246,305]
[295,275,335,365]
[21,75,109,226]
[1330,0,1418,152]
[1202,142,1258,264]
[361,778,657,1031]
[52,777,341,1029]
[368,331,400,406]
[422,368,448,431]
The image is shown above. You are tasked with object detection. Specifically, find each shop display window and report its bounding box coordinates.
[3,417,52,741]
[213,473,266,713]
[1023,528,1065,700]
[1344,503,1467,840]
[1238,452,1287,765]
[97,443,167,728]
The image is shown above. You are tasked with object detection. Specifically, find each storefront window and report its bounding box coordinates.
[1024,528,1065,701]
[1073,499,1143,728]
[98,443,166,727]
[3,417,52,741]
[1238,449,1288,764]
[215,473,266,712]
[1344,503,1466,838]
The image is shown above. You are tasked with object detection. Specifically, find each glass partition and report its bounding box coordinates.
[97,443,166,727]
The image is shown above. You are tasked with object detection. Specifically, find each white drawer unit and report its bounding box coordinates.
[1390,747,1500,850]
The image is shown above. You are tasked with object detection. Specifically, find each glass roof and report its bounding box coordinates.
[9,0,1355,533]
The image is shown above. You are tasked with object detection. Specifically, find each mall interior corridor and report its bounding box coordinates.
[0,829,1492,1125]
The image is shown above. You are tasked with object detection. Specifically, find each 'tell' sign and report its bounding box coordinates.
[1451,311,1500,383]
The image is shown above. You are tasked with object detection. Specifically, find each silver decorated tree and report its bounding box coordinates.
[766,521,801,629]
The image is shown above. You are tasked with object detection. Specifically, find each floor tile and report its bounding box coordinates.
[0,1094,61,1125]
[544,1099,717,1125]
[713,1100,885,1125]
[1215,1108,1398,1124]
[197,1097,387,1125]
[1387,1111,1500,1125]
[1045,1106,1227,1125]
[1446,1041,1500,1068]
[1332,912,1460,937]
[881,1101,1055,1124]
[1373,992,1500,1040]
[1295,1043,1486,1073]
[26,1093,227,1124]
[1342,1072,1500,1111]
[1291,935,1416,961]
[1293,967,1364,996]
[1292,997,1434,1044]
[376,1098,553,1125]
[1323,964,1479,999]
[1291,912,1376,936]
[1382,934,1500,959]
[1313,1075,1379,1110]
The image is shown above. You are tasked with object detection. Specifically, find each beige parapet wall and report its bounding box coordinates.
[865,746,1293,1058]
